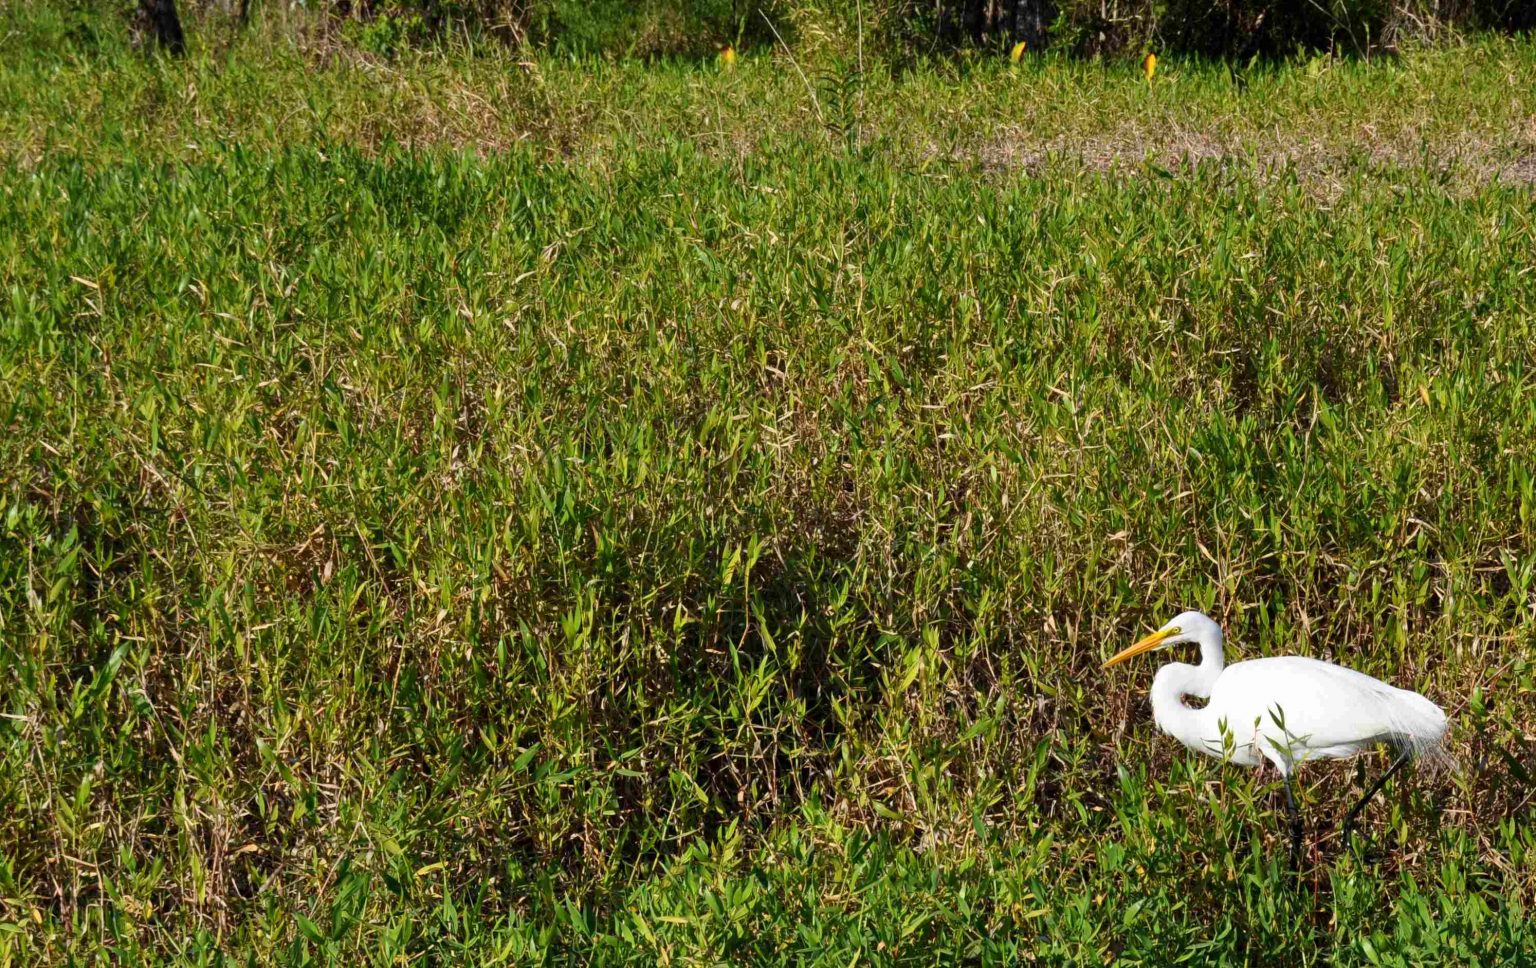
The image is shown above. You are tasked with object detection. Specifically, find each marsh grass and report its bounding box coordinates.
[4,4,1536,179]
[1,3,1535,964]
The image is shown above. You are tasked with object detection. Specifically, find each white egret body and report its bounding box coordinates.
[1104,611,1448,861]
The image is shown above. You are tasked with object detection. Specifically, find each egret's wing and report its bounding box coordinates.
[1209,656,1447,761]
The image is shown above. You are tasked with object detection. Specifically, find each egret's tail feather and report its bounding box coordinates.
[1387,690,1452,773]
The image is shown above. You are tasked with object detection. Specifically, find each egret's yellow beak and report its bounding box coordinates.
[1102,626,1178,669]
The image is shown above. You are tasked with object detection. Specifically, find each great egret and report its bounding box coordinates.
[1103,611,1448,864]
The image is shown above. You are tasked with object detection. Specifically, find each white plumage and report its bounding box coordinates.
[1190,655,1446,766]
[1104,610,1448,861]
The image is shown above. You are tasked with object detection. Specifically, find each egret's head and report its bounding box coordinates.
[1102,611,1220,669]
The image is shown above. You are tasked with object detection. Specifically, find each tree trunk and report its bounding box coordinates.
[140,0,187,55]
[938,0,1054,49]
[934,0,954,43]
[1011,0,1050,50]
[962,0,986,42]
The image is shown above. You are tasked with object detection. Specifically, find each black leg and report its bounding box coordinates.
[1341,748,1412,850]
[1283,772,1303,869]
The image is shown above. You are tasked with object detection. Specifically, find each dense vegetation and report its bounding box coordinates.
[140,0,1536,59]
[3,2,1536,963]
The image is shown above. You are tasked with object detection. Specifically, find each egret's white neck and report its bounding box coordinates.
[1149,626,1226,756]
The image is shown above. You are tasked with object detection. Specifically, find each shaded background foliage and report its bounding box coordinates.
[143,0,1535,58]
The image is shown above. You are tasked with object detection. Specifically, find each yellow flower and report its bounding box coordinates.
[1010,41,1027,63]
[719,44,736,67]
[1142,52,1157,80]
